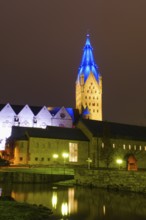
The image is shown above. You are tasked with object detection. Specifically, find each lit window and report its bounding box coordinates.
[69,143,78,162]
[123,144,126,150]
[102,142,104,148]
[134,145,136,150]
[139,146,142,150]
[113,143,115,148]
[129,145,131,150]
[145,146,146,151]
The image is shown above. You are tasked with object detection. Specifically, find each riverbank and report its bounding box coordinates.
[0,196,54,220]
[74,169,146,193]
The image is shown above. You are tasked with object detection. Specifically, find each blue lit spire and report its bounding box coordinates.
[77,34,100,83]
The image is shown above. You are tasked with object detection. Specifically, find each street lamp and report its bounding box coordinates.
[86,158,92,169]
[62,152,69,174]
[116,158,123,169]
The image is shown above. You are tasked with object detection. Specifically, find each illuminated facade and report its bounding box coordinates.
[76,34,102,120]
[0,104,76,150]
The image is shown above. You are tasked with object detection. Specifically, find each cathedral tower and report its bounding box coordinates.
[76,34,102,121]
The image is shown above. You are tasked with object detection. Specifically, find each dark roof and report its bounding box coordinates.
[11,105,24,114]
[80,119,146,141]
[9,126,89,142]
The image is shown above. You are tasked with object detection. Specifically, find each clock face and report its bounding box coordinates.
[60,113,65,118]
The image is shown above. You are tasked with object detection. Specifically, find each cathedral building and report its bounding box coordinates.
[76,34,102,120]
[2,35,146,170]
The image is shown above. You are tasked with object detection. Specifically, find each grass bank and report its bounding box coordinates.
[0,196,53,220]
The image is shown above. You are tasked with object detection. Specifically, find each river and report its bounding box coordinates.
[1,183,146,220]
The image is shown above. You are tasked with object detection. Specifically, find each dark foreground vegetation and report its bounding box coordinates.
[0,196,53,220]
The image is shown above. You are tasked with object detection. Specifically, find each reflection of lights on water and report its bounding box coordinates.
[61,202,69,216]
[68,188,78,213]
[52,192,58,209]
[103,205,106,215]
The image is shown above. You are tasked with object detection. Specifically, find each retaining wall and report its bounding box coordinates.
[0,172,73,183]
[74,169,146,193]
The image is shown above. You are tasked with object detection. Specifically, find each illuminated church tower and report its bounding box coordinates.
[76,34,102,121]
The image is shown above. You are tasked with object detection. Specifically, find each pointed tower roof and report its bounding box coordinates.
[77,34,100,83]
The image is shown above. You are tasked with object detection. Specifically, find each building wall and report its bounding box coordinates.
[13,137,89,166]
[0,104,74,150]
[91,137,146,169]
[76,73,102,121]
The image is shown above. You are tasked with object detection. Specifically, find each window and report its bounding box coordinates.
[123,144,126,150]
[129,145,131,150]
[20,157,23,161]
[113,143,115,148]
[41,157,44,161]
[69,143,78,162]
[102,142,104,148]
[35,157,38,161]
[33,117,37,123]
[139,146,142,150]
[14,116,19,122]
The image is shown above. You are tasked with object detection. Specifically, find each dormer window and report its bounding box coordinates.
[14,116,19,122]
[33,117,37,123]
[60,113,65,118]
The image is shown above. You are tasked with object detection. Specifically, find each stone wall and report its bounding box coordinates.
[0,172,73,184]
[75,168,146,193]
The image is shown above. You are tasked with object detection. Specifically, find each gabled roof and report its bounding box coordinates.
[79,119,146,141]
[77,34,100,83]
[11,104,25,114]
[9,126,89,142]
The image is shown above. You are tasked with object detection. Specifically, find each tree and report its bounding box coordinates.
[100,122,115,168]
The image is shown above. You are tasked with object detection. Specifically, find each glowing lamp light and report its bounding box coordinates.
[116,159,123,169]
[53,154,59,159]
[116,159,123,165]
[62,153,69,159]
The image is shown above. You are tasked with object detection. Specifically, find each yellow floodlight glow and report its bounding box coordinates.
[53,154,59,159]
[62,153,69,159]
[116,159,123,165]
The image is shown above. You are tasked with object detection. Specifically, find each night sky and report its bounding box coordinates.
[0,0,146,126]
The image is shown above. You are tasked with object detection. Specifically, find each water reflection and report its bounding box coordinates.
[1,183,146,219]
